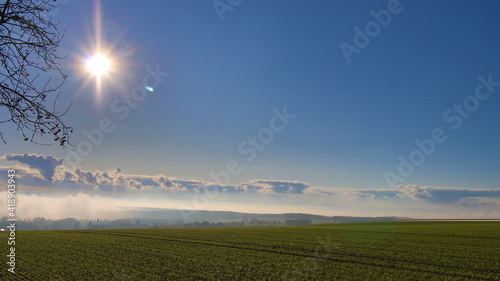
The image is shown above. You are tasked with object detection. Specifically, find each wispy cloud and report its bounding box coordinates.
[395,184,500,204]
[238,180,310,194]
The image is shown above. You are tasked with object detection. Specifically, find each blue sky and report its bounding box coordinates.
[1,0,500,219]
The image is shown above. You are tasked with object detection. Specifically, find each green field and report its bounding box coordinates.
[1,222,499,280]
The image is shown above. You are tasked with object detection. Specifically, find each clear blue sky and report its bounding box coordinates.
[1,0,500,219]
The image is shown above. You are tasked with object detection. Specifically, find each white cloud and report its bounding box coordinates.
[395,184,500,204]
[238,179,310,194]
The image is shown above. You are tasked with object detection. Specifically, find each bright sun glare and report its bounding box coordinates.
[85,54,111,77]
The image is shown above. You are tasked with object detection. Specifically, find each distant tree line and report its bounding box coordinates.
[0,214,401,230]
[0,216,282,230]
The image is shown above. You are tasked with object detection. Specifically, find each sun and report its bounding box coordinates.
[85,54,111,77]
[72,0,130,102]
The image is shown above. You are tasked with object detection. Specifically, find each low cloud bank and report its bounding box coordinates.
[1,153,499,219]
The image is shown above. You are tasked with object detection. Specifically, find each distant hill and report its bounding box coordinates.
[117,207,406,223]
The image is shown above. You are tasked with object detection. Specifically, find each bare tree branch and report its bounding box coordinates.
[0,0,72,146]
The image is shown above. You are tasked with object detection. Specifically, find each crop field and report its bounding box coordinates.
[1,221,499,280]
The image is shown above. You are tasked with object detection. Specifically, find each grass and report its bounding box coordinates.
[1,221,499,280]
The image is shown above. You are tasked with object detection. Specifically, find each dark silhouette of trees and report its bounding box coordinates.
[0,0,72,145]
